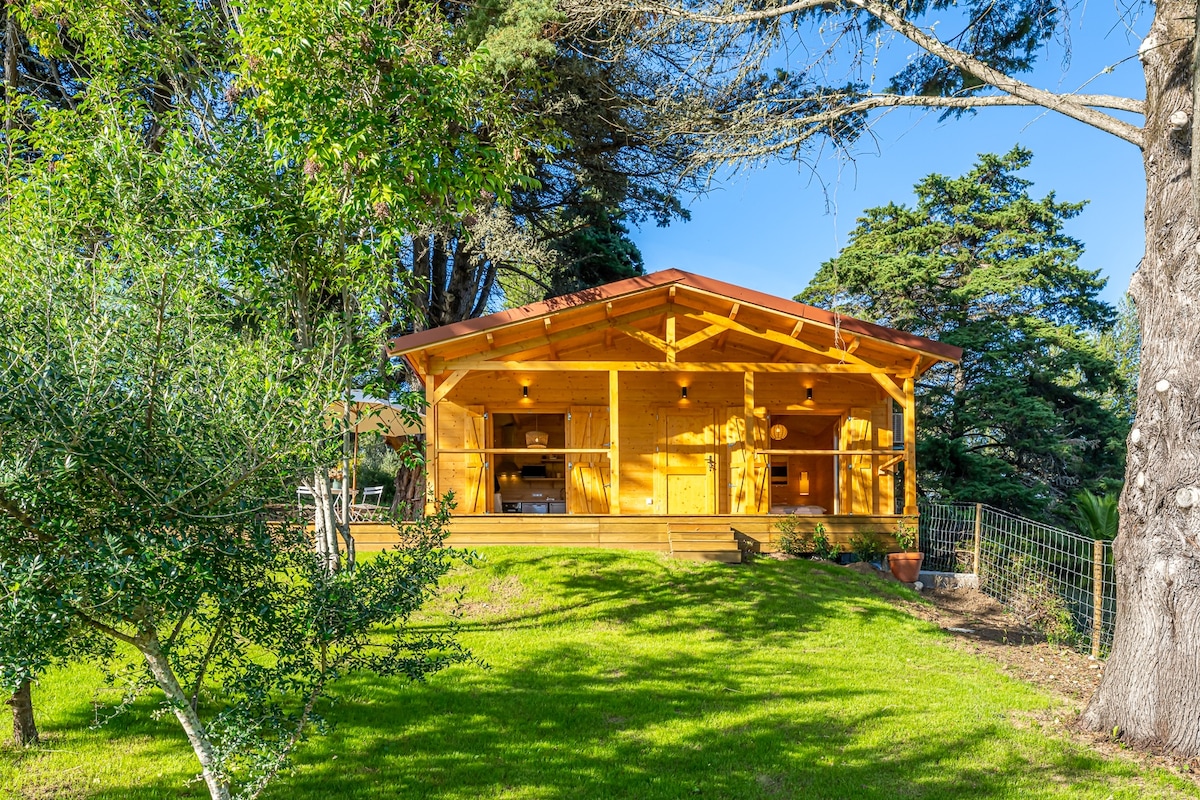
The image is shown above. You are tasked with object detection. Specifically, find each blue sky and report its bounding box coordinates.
[631,15,1148,307]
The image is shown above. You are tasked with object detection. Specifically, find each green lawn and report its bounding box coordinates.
[2,548,1195,799]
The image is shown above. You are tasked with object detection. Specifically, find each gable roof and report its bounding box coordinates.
[389,268,961,379]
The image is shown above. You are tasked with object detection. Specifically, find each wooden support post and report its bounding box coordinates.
[1092,539,1105,658]
[743,371,757,514]
[425,374,438,516]
[665,309,676,363]
[903,377,918,515]
[973,502,983,576]
[609,370,621,515]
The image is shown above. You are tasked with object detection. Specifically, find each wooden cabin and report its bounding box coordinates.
[376,269,961,561]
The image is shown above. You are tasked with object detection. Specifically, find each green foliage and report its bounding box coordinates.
[239,0,539,229]
[464,0,562,74]
[800,148,1127,522]
[0,4,521,783]
[1072,490,1120,541]
[1008,557,1081,648]
[811,522,839,561]
[543,205,646,296]
[774,513,806,555]
[893,517,918,553]
[848,532,885,564]
[1096,295,1140,427]
[775,517,842,559]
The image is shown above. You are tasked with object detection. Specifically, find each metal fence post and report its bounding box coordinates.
[973,503,983,576]
[1092,539,1104,658]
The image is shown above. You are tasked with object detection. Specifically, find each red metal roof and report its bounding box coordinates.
[388,268,963,363]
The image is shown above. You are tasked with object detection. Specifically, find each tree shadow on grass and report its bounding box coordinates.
[429,549,925,653]
[36,550,1184,800]
[269,645,1143,800]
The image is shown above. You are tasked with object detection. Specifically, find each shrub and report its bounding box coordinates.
[775,513,807,555]
[894,517,918,552]
[848,531,885,564]
[1009,556,1081,647]
[811,523,840,561]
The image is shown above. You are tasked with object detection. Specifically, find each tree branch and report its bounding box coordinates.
[849,0,1144,147]
[695,92,1145,162]
[631,0,829,25]
[189,614,226,711]
[612,0,1145,147]
[0,486,51,543]
[75,610,141,648]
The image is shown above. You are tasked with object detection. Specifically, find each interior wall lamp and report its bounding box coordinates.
[806,387,814,401]
[681,386,688,399]
[523,385,529,398]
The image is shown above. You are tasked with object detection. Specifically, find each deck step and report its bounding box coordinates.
[668,523,735,533]
[670,532,738,543]
[667,523,741,563]
[669,540,740,553]
[670,550,742,563]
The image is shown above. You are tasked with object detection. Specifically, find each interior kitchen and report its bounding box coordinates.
[492,412,568,513]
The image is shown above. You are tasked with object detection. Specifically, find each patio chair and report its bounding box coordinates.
[352,486,385,522]
[297,486,316,519]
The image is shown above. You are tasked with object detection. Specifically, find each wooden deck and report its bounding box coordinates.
[349,513,905,562]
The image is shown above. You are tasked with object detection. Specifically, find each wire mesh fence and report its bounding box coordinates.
[919,501,1116,657]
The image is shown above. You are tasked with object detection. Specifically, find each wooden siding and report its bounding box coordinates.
[432,367,897,519]
[348,514,905,554]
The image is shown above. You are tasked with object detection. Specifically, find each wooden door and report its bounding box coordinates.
[568,406,610,514]
[840,408,873,515]
[437,403,489,514]
[726,407,769,514]
[658,409,716,515]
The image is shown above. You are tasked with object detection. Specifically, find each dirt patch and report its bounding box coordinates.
[908,588,1099,701]
[456,574,531,618]
[904,586,1200,787]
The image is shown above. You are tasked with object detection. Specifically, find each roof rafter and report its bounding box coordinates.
[434,304,665,370]
[680,307,889,370]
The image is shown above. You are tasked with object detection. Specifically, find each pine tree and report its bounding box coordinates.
[800,148,1127,521]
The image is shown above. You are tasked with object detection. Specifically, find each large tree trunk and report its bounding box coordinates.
[1081,2,1200,756]
[8,679,37,746]
[392,460,426,520]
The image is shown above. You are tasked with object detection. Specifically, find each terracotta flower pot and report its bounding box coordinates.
[888,552,924,583]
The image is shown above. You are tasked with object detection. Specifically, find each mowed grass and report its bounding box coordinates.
[2,548,1196,799]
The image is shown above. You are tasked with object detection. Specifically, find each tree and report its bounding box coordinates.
[800,148,1126,521]
[574,0,1199,756]
[1,0,539,792]
[0,91,473,800]
[383,0,699,330]
[1073,490,1121,541]
[1097,295,1141,427]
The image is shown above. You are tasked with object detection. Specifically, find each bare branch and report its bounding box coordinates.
[631,0,831,24]
[850,0,1144,147]
[590,0,1146,148]
[693,92,1145,163]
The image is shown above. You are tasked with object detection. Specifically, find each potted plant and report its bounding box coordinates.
[887,517,924,583]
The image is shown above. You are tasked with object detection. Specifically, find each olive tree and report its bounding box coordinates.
[0,94,479,797]
[1,0,540,791]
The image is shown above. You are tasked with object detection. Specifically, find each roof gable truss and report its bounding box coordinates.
[416,281,941,377]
